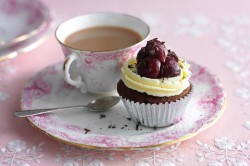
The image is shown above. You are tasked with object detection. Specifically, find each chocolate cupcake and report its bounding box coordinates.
[117,38,192,127]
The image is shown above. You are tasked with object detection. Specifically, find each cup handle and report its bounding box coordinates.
[63,53,86,93]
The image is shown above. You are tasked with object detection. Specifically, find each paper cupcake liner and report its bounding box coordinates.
[121,86,193,127]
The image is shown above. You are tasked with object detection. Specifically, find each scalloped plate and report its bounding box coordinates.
[0,0,52,61]
[21,61,226,150]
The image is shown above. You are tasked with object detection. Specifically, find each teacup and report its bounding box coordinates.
[56,12,149,94]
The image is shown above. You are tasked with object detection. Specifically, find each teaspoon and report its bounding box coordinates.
[13,96,121,118]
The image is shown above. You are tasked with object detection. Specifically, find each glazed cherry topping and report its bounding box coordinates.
[137,58,161,79]
[136,38,166,64]
[136,38,181,79]
[137,47,147,64]
[159,56,181,78]
[167,51,178,61]
[145,38,166,63]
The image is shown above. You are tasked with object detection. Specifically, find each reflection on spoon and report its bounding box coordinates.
[13,96,121,118]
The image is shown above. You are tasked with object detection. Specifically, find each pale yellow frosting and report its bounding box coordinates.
[121,58,191,97]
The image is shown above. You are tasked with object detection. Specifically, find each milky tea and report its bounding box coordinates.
[65,26,142,51]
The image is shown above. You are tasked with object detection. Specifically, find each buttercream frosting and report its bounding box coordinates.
[121,58,191,97]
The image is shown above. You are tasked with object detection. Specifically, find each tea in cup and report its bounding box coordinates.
[56,12,150,94]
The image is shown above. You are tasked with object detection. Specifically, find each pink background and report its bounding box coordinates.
[0,0,250,165]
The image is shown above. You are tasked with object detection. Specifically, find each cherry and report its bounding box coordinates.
[135,38,181,79]
[137,47,147,64]
[159,56,180,78]
[146,38,165,50]
[167,51,178,61]
[147,46,166,63]
[145,38,166,63]
[137,58,161,78]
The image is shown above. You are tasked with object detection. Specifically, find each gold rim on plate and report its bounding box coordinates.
[0,0,51,46]
[0,1,52,62]
[0,30,50,62]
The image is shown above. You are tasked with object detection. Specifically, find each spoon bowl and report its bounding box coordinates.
[13,96,121,117]
[87,96,121,111]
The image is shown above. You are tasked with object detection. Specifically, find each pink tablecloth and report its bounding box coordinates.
[1,0,250,165]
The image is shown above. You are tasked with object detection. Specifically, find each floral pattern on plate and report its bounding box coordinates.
[21,61,226,149]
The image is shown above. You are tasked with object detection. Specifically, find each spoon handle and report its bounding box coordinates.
[13,105,87,117]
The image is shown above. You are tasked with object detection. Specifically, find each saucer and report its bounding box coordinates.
[0,0,52,61]
[21,61,226,150]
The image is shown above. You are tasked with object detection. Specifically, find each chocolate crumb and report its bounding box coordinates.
[124,125,128,127]
[121,127,124,129]
[126,118,132,121]
[99,114,106,119]
[84,128,90,134]
[108,124,116,129]
[100,128,102,129]
[136,122,141,131]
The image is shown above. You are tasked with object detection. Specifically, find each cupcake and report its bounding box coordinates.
[117,38,192,127]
